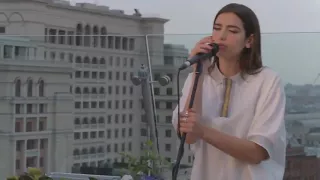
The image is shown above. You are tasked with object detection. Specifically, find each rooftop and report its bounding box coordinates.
[4,0,169,22]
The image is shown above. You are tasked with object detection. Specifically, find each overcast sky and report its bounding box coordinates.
[71,0,320,85]
[73,0,320,33]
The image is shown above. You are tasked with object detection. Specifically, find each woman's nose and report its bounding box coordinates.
[219,30,228,41]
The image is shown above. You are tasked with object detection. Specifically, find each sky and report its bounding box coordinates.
[73,0,320,33]
[71,0,320,85]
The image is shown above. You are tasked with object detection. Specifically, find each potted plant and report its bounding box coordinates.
[119,140,172,180]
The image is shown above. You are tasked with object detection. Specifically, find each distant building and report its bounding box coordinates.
[284,146,319,180]
[285,112,320,147]
[0,0,192,178]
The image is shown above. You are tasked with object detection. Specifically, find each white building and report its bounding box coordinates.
[286,112,320,147]
[0,0,192,178]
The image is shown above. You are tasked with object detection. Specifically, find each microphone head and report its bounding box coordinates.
[208,43,219,55]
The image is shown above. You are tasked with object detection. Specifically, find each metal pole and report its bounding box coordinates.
[140,76,158,154]
[144,35,159,153]
[136,64,158,176]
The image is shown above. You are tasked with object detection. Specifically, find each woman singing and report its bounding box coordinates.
[172,3,286,180]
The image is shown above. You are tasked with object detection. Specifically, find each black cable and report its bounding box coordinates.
[172,69,182,180]
[176,70,182,140]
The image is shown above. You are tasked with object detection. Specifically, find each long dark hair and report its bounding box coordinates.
[209,3,263,77]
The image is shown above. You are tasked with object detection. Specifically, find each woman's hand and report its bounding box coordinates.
[179,109,204,138]
[189,36,214,71]
[190,36,214,57]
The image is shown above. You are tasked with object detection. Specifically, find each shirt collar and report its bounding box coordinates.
[209,63,246,85]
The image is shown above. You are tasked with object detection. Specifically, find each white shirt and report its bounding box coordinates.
[172,65,286,180]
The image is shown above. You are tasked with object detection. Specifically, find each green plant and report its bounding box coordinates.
[6,168,48,180]
[6,176,18,180]
[8,168,52,180]
[7,167,98,180]
[118,140,172,179]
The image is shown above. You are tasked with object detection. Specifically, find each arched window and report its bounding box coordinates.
[38,79,44,97]
[27,78,33,97]
[14,78,21,97]
[76,23,83,46]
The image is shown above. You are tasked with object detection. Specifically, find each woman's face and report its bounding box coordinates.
[211,12,252,60]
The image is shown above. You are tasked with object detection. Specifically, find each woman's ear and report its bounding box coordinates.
[245,34,254,48]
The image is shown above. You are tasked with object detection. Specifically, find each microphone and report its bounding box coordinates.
[179,43,219,70]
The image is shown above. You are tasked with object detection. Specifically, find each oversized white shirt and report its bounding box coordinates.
[172,65,286,180]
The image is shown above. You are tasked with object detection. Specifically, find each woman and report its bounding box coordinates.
[172,3,286,180]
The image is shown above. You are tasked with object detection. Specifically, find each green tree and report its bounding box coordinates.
[6,168,52,180]
[7,167,98,180]
[118,140,172,179]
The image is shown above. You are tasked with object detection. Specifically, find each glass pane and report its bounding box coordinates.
[2,32,320,179]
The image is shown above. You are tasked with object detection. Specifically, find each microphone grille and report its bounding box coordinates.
[209,43,219,54]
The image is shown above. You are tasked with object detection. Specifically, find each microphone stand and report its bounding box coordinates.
[172,60,203,180]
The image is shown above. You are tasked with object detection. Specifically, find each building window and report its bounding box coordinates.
[165,144,171,151]
[166,88,173,95]
[164,56,174,65]
[15,79,21,97]
[4,45,13,58]
[140,128,147,136]
[38,80,44,97]
[49,29,56,43]
[154,88,160,95]
[165,130,172,137]
[27,79,33,97]
[129,38,135,50]
[0,26,6,33]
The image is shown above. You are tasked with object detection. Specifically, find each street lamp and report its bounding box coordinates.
[131,64,171,154]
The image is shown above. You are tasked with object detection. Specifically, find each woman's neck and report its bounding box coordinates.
[217,57,241,77]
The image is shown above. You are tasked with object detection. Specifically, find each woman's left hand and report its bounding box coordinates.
[179,109,204,138]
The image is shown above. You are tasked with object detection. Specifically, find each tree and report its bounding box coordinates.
[7,167,98,180]
[118,140,172,180]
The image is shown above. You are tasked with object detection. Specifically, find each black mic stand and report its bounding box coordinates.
[172,60,203,180]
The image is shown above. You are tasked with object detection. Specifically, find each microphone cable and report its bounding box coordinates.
[172,69,184,180]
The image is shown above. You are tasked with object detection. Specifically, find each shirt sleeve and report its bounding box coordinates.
[172,73,193,131]
[247,75,286,166]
